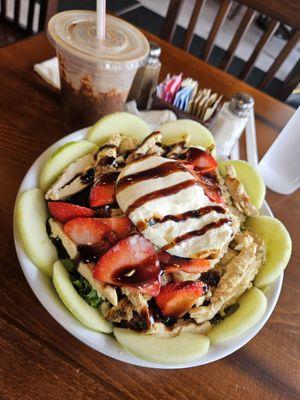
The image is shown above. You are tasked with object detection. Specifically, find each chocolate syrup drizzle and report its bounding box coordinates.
[95,171,119,185]
[125,179,197,216]
[161,218,230,251]
[116,161,187,192]
[98,143,119,153]
[136,205,226,232]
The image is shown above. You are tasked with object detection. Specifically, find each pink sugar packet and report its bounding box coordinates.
[163,73,183,103]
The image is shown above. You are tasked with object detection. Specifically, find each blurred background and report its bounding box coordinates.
[1,0,299,108]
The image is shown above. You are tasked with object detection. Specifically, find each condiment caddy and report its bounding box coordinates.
[151,73,223,127]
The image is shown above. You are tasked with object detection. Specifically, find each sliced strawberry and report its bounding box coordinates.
[163,259,211,274]
[159,252,211,274]
[155,281,206,318]
[93,234,161,295]
[100,217,132,238]
[64,217,112,246]
[186,147,217,173]
[138,280,162,297]
[181,150,223,203]
[48,202,95,223]
[158,251,173,265]
[197,174,224,204]
[181,162,194,173]
[89,185,115,208]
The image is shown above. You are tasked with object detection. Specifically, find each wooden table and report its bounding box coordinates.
[0,32,299,400]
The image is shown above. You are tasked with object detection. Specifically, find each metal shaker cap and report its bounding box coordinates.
[229,92,254,117]
[148,41,161,64]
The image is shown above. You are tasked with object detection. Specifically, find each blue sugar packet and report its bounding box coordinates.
[182,87,194,111]
[173,87,188,109]
[173,86,193,111]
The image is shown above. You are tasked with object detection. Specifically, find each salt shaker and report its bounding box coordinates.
[127,41,161,110]
[211,93,254,158]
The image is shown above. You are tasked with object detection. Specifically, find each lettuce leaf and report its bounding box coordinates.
[71,274,102,308]
[59,258,103,308]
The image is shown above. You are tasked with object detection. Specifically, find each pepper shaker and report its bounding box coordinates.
[211,93,254,158]
[128,41,161,110]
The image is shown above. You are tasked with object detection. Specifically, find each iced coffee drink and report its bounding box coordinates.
[48,11,149,131]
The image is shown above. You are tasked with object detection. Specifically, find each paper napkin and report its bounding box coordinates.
[33,57,60,89]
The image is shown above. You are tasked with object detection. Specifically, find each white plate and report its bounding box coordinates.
[13,128,283,369]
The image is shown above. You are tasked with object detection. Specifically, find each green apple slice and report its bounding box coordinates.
[39,141,98,192]
[159,119,215,153]
[86,112,151,145]
[208,287,267,344]
[53,260,112,333]
[114,328,210,364]
[246,216,292,288]
[218,160,266,209]
[16,188,57,277]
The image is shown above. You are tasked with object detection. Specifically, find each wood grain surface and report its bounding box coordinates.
[0,32,299,400]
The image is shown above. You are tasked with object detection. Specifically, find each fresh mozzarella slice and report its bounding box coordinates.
[116,155,232,258]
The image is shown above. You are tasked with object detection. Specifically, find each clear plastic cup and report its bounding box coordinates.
[258,106,300,195]
[48,11,150,131]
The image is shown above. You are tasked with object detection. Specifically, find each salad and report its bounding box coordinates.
[16,113,292,364]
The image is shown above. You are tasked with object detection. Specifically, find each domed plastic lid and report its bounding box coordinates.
[48,11,150,70]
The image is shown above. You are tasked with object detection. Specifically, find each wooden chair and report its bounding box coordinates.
[160,0,300,100]
[0,0,58,40]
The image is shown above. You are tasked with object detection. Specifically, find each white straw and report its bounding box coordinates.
[96,0,106,40]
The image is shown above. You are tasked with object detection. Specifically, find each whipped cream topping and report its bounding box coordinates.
[116,155,233,259]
